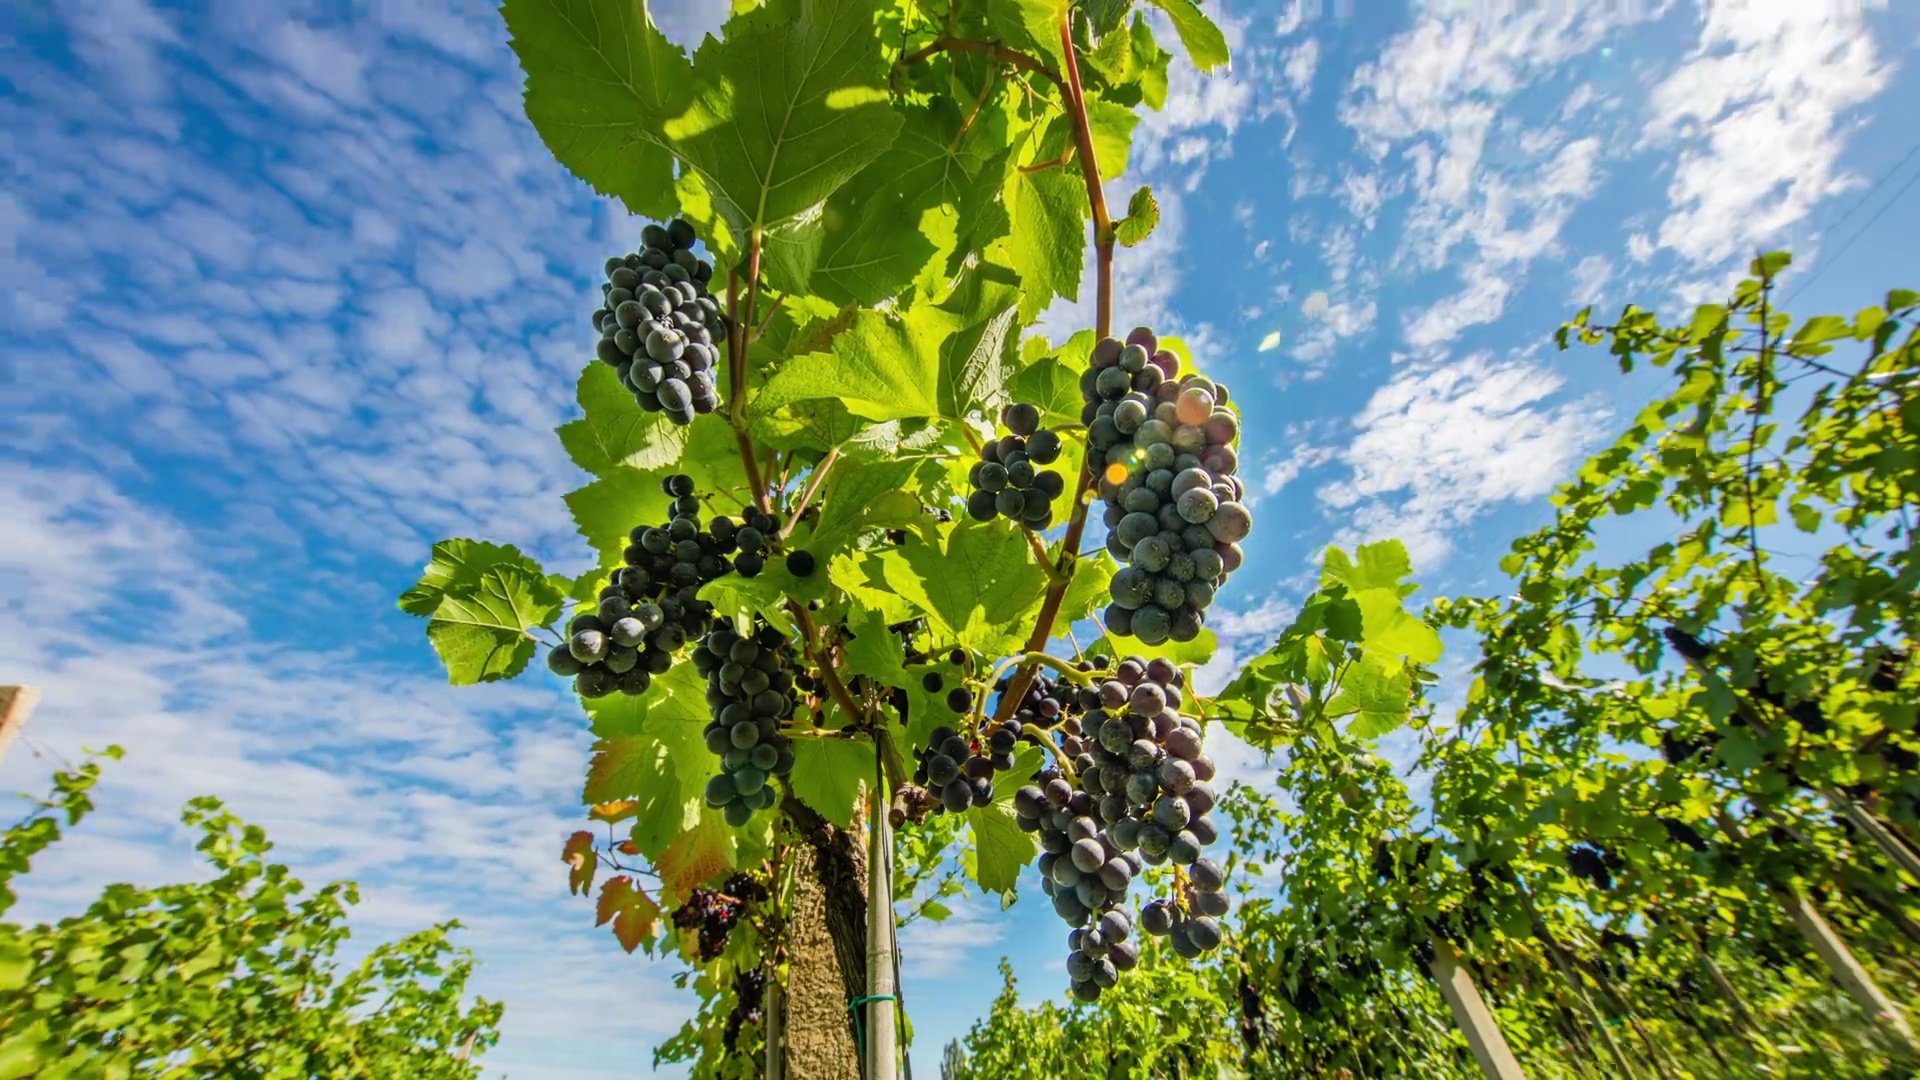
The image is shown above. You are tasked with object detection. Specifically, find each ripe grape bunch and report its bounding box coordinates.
[546,473,725,698]
[693,619,801,825]
[1014,655,1227,1000]
[912,719,1021,813]
[966,402,1067,529]
[1082,327,1251,646]
[591,218,731,426]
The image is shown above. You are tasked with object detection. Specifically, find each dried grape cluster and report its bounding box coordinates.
[966,401,1066,529]
[1081,327,1251,646]
[1015,655,1227,999]
[693,620,801,825]
[670,872,769,962]
[591,219,730,425]
[546,474,723,698]
[724,967,768,1052]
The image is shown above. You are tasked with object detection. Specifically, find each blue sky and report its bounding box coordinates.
[3,0,1915,1075]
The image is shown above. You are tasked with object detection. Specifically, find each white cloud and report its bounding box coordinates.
[1256,441,1336,501]
[1643,0,1890,268]
[1282,38,1320,99]
[1568,254,1614,304]
[899,897,1007,981]
[1318,353,1606,569]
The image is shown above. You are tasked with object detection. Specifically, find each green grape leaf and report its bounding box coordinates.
[1322,540,1416,594]
[566,471,672,568]
[698,571,812,632]
[557,364,693,476]
[965,745,1045,894]
[1060,551,1118,627]
[502,0,691,218]
[843,605,908,686]
[758,270,1020,425]
[1085,98,1139,180]
[788,735,874,828]
[850,522,1048,656]
[668,0,904,238]
[1114,185,1158,247]
[399,538,545,618]
[983,0,1070,69]
[804,110,982,305]
[1011,334,1092,425]
[1325,656,1413,738]
[997,157,1086,323]
[1148,0,1230,71]
[424,562,565,685]
[807,457,929,559]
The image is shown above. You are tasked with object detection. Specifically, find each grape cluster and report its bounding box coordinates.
[998,666,1099,731]
[545,474,723,698]
[711,506,784,579]
[1140,859,1228,958]
[912,719,1021,813]
[591,219,730,425]
[671,887,743,961]
[670,872,769,963]
[1018,774,1143,1001]
[965,402,1067,529]
[693,620,801,825]
[1014,655,1228,998]
[724,967,768,1052]
[1081,327,1251,646]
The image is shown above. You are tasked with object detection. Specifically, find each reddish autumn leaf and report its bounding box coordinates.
[562,830,597,896]
[590,799,638,823]
[616,840,640,856]
[656,816,733,902]
[596,875,661,954]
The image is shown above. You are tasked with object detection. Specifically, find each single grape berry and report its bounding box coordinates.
[785,549,816,577]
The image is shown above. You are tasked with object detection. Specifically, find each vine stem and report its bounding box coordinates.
[992,16,1112,725]
[895,35,1061,86]
[780,447,839,540]
[728,238,773,516]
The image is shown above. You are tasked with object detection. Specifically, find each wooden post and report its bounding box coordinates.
[1429,934,1528,1080]
[0,686,41,768]
[1717,810,1918,1052]
[765,973,786,1080]
[865,763,897,1080]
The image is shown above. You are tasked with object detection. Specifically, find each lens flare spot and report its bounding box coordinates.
[1103,462,1130,486]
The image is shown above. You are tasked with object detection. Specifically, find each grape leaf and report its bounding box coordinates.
[1013,331,1096,425]
[842,605,908,687]
[565,471,672,569]
[424,562,565,685]
[936,263,1023,423]
[1059,551,1118,627]
[860,522,1048,656]
[668,0,904,238]
[806,457,928,559]
[1148,0,1230,72]
[595,876,661,954]
[502,0,691,218]
[563,830,597,896]
[758,272,1020,425]
[583,664,724,858]
[965,745,1044,894]
[399,539,545,617]
[1084,98,1139,180]
[997,154,1086,323]
[656,810,756,904]
[1326,656,1413,739]
[1114,185,1158,248]
[803,112,974,305]
[788,735,873,828]
[557,364,692,476]
[698,568,816,631]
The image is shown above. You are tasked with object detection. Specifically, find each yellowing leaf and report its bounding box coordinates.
[595,876,661,954]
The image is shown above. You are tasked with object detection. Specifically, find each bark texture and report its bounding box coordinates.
[782,803,868,1080]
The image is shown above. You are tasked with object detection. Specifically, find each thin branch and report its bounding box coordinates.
[992,16,1111,725]
[781,447,840,540]
[1019,145,1077,174]
[895,35,1062,86]
[727,243,774,516]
